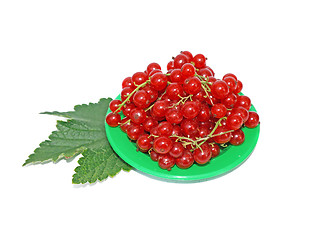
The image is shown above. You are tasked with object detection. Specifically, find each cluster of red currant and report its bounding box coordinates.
[106,51,260,170]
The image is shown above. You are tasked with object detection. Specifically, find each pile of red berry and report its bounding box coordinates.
[106,51,260,170]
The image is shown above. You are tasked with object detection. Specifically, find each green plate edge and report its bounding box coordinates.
[105,94,260,182]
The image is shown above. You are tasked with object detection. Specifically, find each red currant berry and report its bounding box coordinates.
[169,142,184,158]
[176,150,194,169]
[167,61,175,71]
[213,125,232,144]
[223,73,237,81]
[150,150,159,161]
[211,103,227,118]
[122,77,133,88]
[230,106,249,123]
[229,129,245,146]
[131,72,148,85]
[198,68,213,78]
[122,103,136,117]
[211,80,229,99]
[121,87,135,103]
[126,124,144,140]
[153,136,173,154]
[193,143,212,165]
[148,69,162,78]
[129,108,147,124]
[223,76,237,93]
[192,54,206,68]
[245,111,259,128]
[183,77,201,95]
[180,51,193,62]
[109,99,122,113]
[169,69,183,83]
[137,134,153,152]
[133,90,150,109]
[150,73,168,91]
[120,117,131,132]
[158,154,175,171]
[205,66,215,76]
[142,85,158,103]
[146,62,161,75]
[235,95,251,110]
[233,80,243,94]
[152,100,169,118]
[165,108,183,124]
[174,53,189,69]
[226,114,243,130]
[181,63,196,78]
[142,117,158,132]
[171,124,182,137]
[166,83,184,100]
[157,121,173,136]
[210,144,220,158]
[105,112,121,127]
[180,118,198,137]
[221,92,237,109]
[197,104,211,122]
[181,101,201,119]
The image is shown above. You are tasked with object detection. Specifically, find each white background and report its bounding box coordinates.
[1,0,321,239]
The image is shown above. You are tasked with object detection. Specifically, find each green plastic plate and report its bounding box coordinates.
[105,95,260,182]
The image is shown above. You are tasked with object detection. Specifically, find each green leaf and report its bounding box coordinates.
[23,98,132,184]
[72,148,132,184]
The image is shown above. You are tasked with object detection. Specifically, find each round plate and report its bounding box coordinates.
[105,95,260,182]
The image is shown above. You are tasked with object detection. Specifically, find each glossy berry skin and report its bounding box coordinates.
[181,63,196,78]
[119,117,131,132]
[183,77,201,95]
[129,108,147,124]
[197,104,211,122]
[230,129,245,146]
[193,54,206,68]
[245,111,259,128]
[105,112,121,127]
[153,136,173,154]
[142,85,158,104]
[174,53,189,69]
[133,90,150,109]
[166,83,184,100]
[126,124,144,141]
[121,87,135,102]
[152,100,169,118]
[210,144,220,158]
[198,68,213,78]
[157,121,173,136]
[176,150,194,169]
[131,72,147,85]
[235,95,251,110]
[180,118,198,137]
[211,103,227,118]
[158,154,175,170]
[150,73,168,91]
[233,80,243,94]
[211,80,229,99]
[193,143,212,165]
[230,106,249,123]
[213,125,232,144]
[169,69,183,83]
[221,93,237,109]
[167,61,175,71]
[165,108,183,124]
[109,99,122,113]
[122,103,136,117]
[146,62,161,75]
[142,117,158,132]
[122,77,133,89]
[181,51,193,62]
[226,114,243,130]
[169,142,184,158]
[223,76,237,93]
[223,73,237,81]
[181,101,201,119]
[137,134,152,152]
[150,150,159,161]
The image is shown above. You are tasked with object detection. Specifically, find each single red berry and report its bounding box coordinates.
[233,80,243,94]
[221,93,237,108]
[122,77,133,88]
[230,129,245,145]
[129,108,147,124]
[211,80,229,99]
[230,106,249,123]
[198,68,213,78]
[150,73,168,91]
[133,90,150,109]
[197,104,211,122]
[119,117,131,133]
[166,83,184,100]
[158,154,175,171]
[223,76,237,93]
[109,99,122,113]
[153,136,173,154]
[126,124,144,140]
[183,76,201,95]
[211,103,227,118]
[152,100,169,118]
[181,101,201,119]
[167,61,175,71]
[245,111,259,128]
[235,95,251,110]
[193,143,212,165]
[142,117,158,132]
[169,142,184,158]
[105,112,121,127]
[192,54,206,68]
[226,114,243,130]
[122,103,136,117]
[165,108,183,124]
[146,62,161,75]
[176,150,194,169]
[157,121,173,136]
[150,150,159,161]
[181,63,196,78]
[137,134,153,152]
[142,85,158,103]
[210,144,220,158]
[213,125,232,144]
[169,69,183,83]
[180,51,193,62]
[223,73,237,81]
[131,72,148,85]
[180,118,198,137]
[174,53,189,69]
